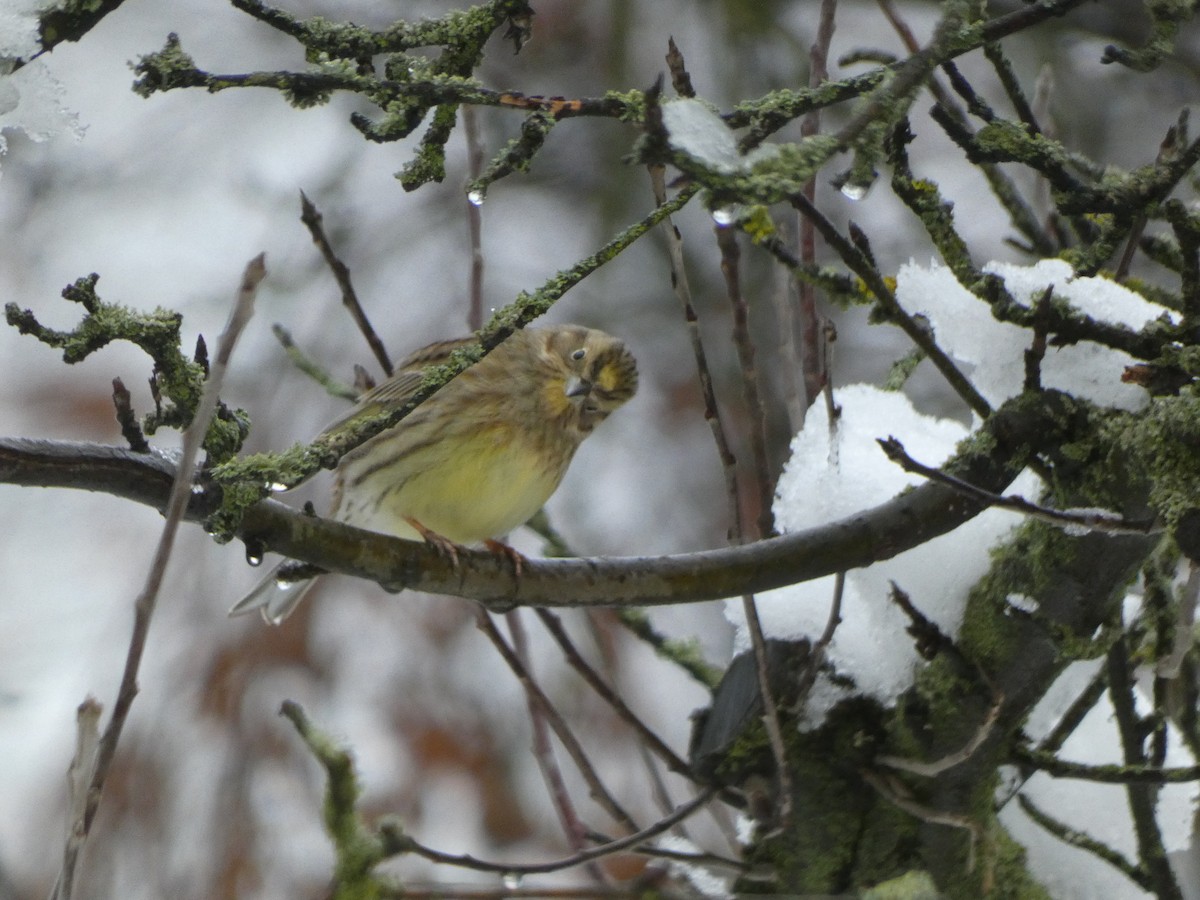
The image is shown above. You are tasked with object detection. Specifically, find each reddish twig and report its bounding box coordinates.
[298,190,393,376]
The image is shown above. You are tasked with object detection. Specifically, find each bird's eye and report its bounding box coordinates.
[571,348,587,361]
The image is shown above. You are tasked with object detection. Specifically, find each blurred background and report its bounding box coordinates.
[1,0,1196,897]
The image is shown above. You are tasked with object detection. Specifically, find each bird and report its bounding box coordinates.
[230,324,638,623]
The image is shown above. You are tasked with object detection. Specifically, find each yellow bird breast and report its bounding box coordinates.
[341,422,567,544]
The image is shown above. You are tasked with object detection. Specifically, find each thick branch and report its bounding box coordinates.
[0,390,1088,608]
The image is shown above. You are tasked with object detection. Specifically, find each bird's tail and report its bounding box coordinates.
[229,561,319,624]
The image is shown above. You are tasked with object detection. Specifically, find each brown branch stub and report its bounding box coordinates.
[111,378,150,453]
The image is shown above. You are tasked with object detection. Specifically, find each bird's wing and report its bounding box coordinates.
[318,336,477,438]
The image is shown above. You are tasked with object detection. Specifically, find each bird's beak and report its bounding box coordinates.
[565,376,592,398]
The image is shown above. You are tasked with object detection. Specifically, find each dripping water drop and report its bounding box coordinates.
[840,181,869,201]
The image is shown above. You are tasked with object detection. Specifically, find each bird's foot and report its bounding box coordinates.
[484,538,526,577]
[404,517,464,571]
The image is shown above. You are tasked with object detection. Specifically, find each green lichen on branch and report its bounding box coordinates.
[966,118,1200,220]
[888,121,977,284]
[1111,390,1200,528]
[280,701,393,898]
[1101,0,1198,72]
[228,0,532,61]
[133,1,537,189]
[466,111,555,200]
[3,274,248,463]
[37,0,129,54]
[616,608,721,689]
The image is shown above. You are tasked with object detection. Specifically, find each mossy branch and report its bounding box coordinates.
[280,702,391,897]
[3,275,248,463]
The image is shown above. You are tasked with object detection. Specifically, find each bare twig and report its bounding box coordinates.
[298,190,393,376]
[380,789,717,877]
[860,768,982,871]
[1016,793,1150,891]
[648,162,793,824]
[791,191,992,418]
[271,323,359,401]
[715,225,774,538]
[52,254,264,900]
[53,698,102,900]
[110,377,149,452]
[797,0,837,410]
[795,571,845,701]
[877,694,1003,777]
[877,436,1160,536]
[1157,562,1200,679]
[474,610,639,832]
[503,609,609,884]
[1107,636,1185,899]
[464,105,486,331]
[534,609,692,777]
[648,164,743,542]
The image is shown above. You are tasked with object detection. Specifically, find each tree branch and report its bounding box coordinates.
[1,389,1089,609]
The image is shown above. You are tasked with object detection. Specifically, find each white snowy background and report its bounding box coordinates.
[1,1,1198,898]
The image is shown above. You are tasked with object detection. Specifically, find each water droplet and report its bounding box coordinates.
[711,204,741,226]
[467,188,486,207]
[501,872,522,890]
[840,181,869,201]
[244,538,266,567]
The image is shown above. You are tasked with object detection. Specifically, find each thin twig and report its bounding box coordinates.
[877,694,1003,777]
[474,610,640,832]
[877,436,1160,536]
[298,190,393,376]
[110,377,149,452]
[503,609,609,884]
[54,698,102,900]
[715,226,774,539]
[381,789,717,877]
[1107,635,1185,899]
[996,662,1110,811]
[648,163,793,824]
[271,323,359,401]
[1157,562,1200,679]
[795,571,845,700]
[797,0,837,410]
[583,828,745,872]
[1013,746,1200,784]
[860,768,982,871]
[791,191,992,418]
[1016,793,1150,890]
[464,105,486,331]
[648,165,743,542]
[534,609,692,777]
[52,254,264,900]
[878,0,1057,254]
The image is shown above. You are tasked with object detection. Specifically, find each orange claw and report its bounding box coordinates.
[484,539,526,577]
[404,516,463,571]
